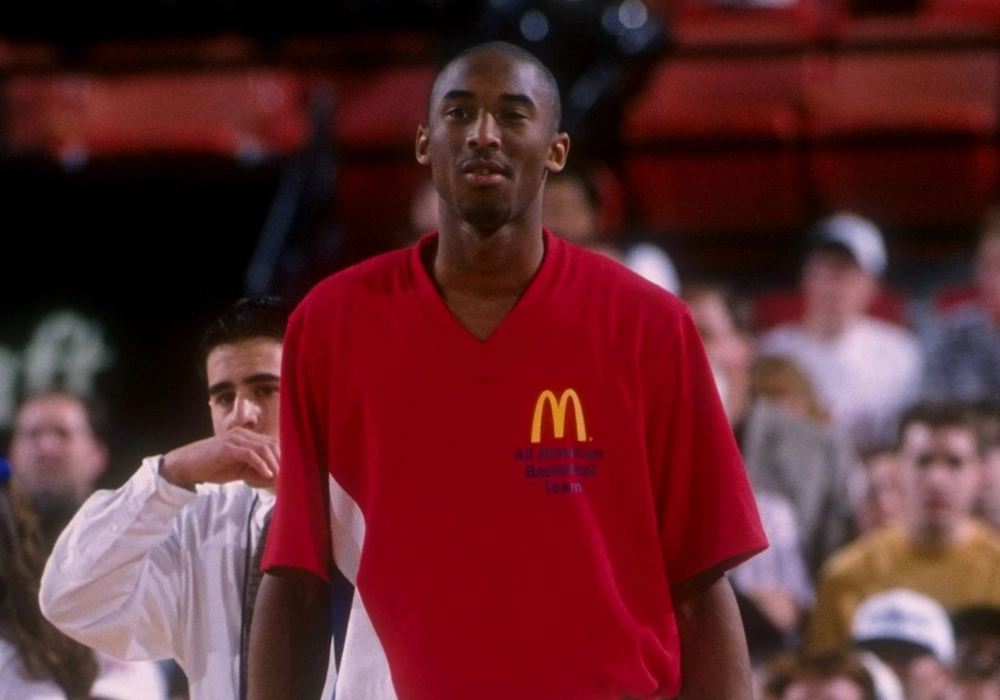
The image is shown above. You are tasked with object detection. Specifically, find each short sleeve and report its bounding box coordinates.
[649,307,768,585]
[262,301,334,581]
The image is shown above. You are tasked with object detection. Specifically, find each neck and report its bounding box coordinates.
[910,517,972,548]
[432,219,545,299]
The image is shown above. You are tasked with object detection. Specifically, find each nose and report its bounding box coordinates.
[34,429,69,460]
[467,111,501,151]
[230,396,260,430]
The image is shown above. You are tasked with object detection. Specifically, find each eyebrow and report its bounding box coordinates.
[207,373,280,396]
[440,90,536,109]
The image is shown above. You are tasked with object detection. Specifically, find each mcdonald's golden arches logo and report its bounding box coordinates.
[531,389,588,444]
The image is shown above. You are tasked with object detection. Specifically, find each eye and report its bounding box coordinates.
[446,106,471,120]
[503,111,528,122]
[254,384,279,400]
[212,393,235,409]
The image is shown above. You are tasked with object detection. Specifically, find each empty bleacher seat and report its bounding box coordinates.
[621,53,810,234]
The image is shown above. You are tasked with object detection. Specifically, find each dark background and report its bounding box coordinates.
[0,0,668,484]
[0,0,994,484]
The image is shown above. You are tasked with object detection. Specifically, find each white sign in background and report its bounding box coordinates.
[0,310,115,430]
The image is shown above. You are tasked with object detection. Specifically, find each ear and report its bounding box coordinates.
[544,132,570,173]
[415,124,431,166]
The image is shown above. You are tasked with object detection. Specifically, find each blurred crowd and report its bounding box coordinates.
[531,165,1000,700]
[4,137,1000,700]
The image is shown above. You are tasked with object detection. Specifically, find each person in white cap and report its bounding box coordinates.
[850,588,956,700]
[757,211,922,453]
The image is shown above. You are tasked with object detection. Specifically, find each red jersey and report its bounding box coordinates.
[265,231,766,700]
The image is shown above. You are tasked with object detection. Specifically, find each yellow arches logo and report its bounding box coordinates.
[531,389,587,444]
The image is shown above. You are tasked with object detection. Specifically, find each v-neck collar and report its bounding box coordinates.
[410,229,562,353]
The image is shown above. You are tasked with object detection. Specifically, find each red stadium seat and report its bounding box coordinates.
[803,48,1000,226]
[4,71,309,160]
[930,282,980,313]
[621,54,810,234]
[647,0,822,50]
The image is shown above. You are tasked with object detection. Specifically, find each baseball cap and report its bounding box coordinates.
[808,212,887,277]
[851,588,955,666]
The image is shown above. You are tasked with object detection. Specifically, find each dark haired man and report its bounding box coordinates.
[809,401,1000,652]
[40,296,335,699]
[252,41,766,700]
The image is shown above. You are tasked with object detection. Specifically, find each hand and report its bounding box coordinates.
[159,428,279,489]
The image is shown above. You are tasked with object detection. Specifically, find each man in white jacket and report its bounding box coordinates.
[38,296,335,699]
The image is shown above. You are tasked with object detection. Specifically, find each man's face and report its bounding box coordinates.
[9,393,107,501]
[956,679,1000,700]
[782,677,865,700]
[887,653,953,700]
[416,50,569,233]
[687,290,753,386]
[205,338,281,440]
[802,248,876,327]
[899,423,982,540]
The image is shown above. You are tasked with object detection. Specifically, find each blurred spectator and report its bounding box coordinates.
[954,674,1000,700]
[403,178,440,247]
[542,166,680,293]
[729,489,814,668]
[851,588,956,700]
[923,205,1000,404]
[762,648,878,700]
[750,354,832,426]
[975,404,1000,532]
[7,390,109,552]
[853,448,905,537]
[808,401,1000,651]
[685,282,859,576]
[758,212,922,453]
[683,282,755,422]
[951,605,1000,691]
[0,457,165,699]
[684,285,822,669]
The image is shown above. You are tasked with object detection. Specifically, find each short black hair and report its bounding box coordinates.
[198,296,288,374]
[428,40,563,132]
[896,400,983,455]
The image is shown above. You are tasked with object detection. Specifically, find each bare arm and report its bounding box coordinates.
[672,567,753,700]
[248,567,332,700]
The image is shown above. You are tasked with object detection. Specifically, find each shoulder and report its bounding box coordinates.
[298,246,413,310]
[757,324,804,352]
[819,527,900,583]
[558,239,691,324]
[967,521,1000,554]
[932,305,993,335]
[857,317,919,349]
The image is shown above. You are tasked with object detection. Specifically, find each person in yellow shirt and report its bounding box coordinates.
[809,401,1000,650]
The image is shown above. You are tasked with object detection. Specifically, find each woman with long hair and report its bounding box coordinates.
[0,455,97,698]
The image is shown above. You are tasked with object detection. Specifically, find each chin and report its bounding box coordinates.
[460,205,512,233]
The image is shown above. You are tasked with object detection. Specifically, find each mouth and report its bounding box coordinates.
[460,158,509,186]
